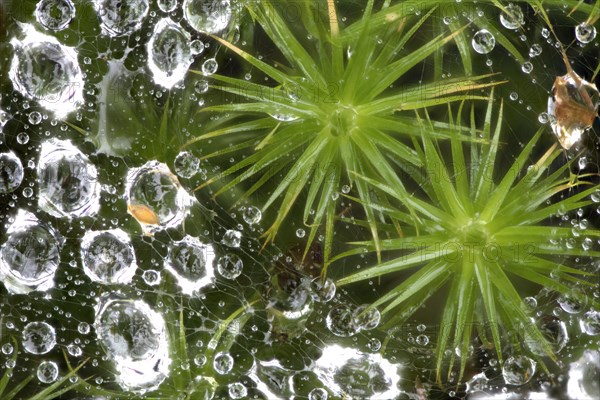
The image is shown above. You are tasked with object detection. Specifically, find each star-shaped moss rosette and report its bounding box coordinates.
[183,0,503,266]
[333,95,600,384]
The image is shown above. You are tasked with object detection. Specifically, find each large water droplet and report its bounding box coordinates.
[93,0,149,37]
[213,352,234,374]
[575,22,597,44]
[9,24,84,118]
[352,304,380,331]
[81,229,137,285]
[22,321,57,355]
[526,315,568,356]
[147,19,193,89]
[183,0,232,34]
[242,205,261,225]
[0,210,62,294]
[157,0,177,13]
[221,229,241,248]
[472,29,495,54]
[216,253,243,280]
[35,0,75,31]
[502,356,536,385]
[499,4,524,29]
[94,297,170,393]
[567,350,600,399]
[173,151,200,178]
[580,311,600,335]
[37,139,101,218]
[37,360,59,383]
[310,277,336,303]
[326,304,359,337]
[125,161,194,234]
[314,345,401,398]
[0,152,24,194]
[165,236,215,295]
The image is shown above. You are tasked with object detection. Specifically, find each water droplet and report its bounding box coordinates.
[142,269,161,286]
[521,61,533,74]
[147,19,193,89]
[195,79,209,93]
[28,111,43,125]
[242,205,261,225]
[1,343,14,355]
[22,321,56,354]
[166,236,215,295]
[296,228,306,238]
[183,0,232,34]
[575,22,597,44]
[16,132,29,144]
[0,152,24,194]
[67,343,82,356]
[81,229,137,285]
[472,29,495,54]
[466,372,489,393]
[416,334,429,346]
[509,92,519,100]
[341,185,351,194]
[352,304,380,330]
[529,43,542,57]
[326,304,359,337]
[201,58,218,75]
[524,296,537,308]
[557,293,583,314]
[94,297,170,392]
[222,229,241,247]
[216,253,243,280]
[310,277,336,303]
[499,4,524,29]
[37,139,101,218]
[37,360,59,383]
[269,111,299,121]
[308,388,328,400]
[35,0,75,31]
[193,354,206,366]
[157,0,177,13]
[93,0,149,36]
[526,316,568,355]
[213,352,234,374]
[190,39,205,55]
[125,161,194,234]
[502,356,536,385]
[228,382,247,399]
[541,28,550,38]
[173,151,200,178]
[9,25,84,118]
[0,210,62,294]
[580,311,600,335]
[77,322,90,334]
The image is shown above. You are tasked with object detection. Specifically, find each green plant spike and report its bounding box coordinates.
[185,0,501,268]
[336,96,600,383]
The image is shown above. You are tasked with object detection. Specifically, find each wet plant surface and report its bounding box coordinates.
[0,1,599,399]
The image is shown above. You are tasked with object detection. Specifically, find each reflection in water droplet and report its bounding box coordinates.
[125,161,194,234]
[222,229,241,247]
[174,151,200,178]
[216,253,243,279]
[81,229,137,285]
[9,24,84,118]
[567,350,600,399]
[37,360,59,383]
[22,321,57,355]
[166,236,215,295]
[35,0,75,31]
[157,0,177,13]
[147,19,193,89]
[499,4,524,29]
[0,152,24,194]
[575,22,597,44]
[37,139,101,218]
[213,352,234,374]
[0,210,62,294]
[502,356,536,385]
[352,304,380,331]
[201,58,218,75]
[183,0,232,34]
[526,315,568,356]
[242,205,261,225]
[93,0,149,37]
[580,311,600,335]
[94,297,170,393]
[314,345,401,399]
[326,305,358,337]
[472,29,495,54]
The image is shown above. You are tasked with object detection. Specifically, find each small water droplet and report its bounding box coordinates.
[183,0,232,34]
[35,0,75,31]
[37,360,59,383]
[93,0,149,36]
[575,22,597,44]
[521,61,533,73]
[213,352,234,374]
[174,151,200,178]
[499,4,525,29]
[296,228,306,238]
[216,253,243,280]
[201,58,218,75]
[0,152,24,194]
